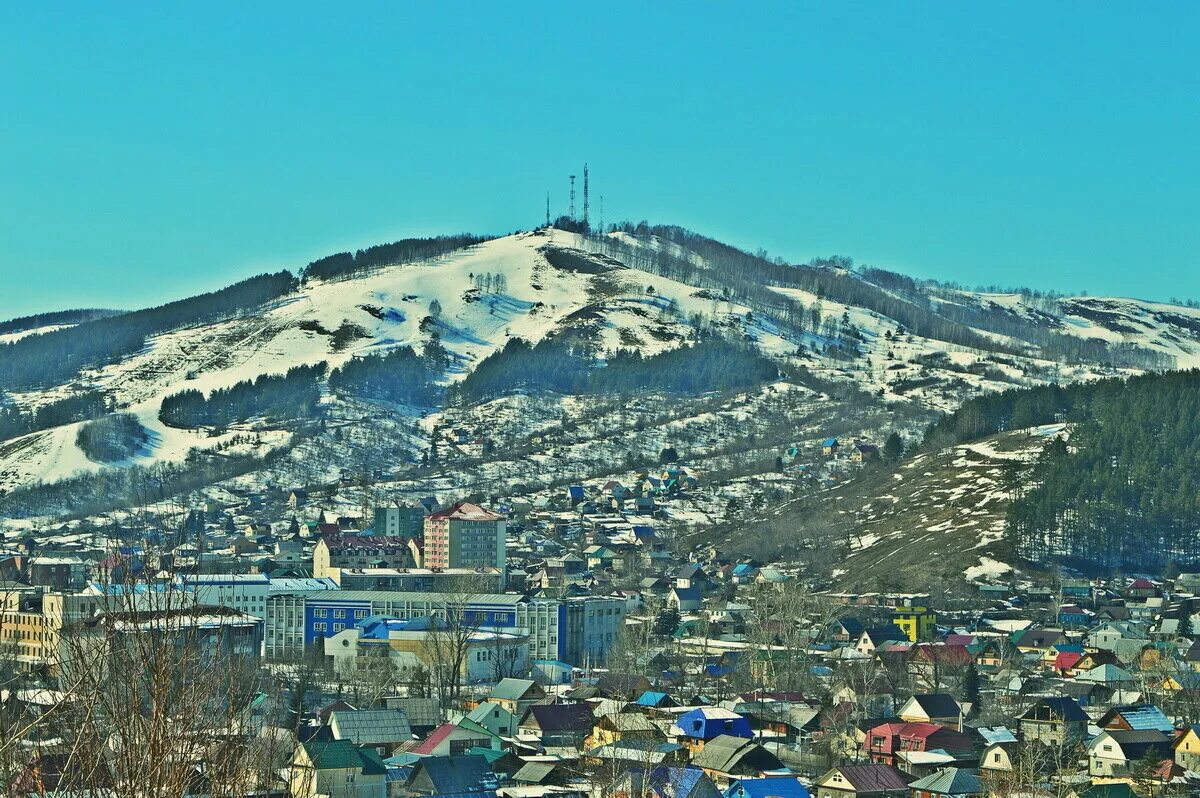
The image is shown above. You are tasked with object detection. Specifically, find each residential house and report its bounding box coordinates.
[405,754,499,798]
[850,443,879,463]
[1097,704,1173,734]
[1018,697,1089,747]
[979,741,1018,775]
[856,626,910,657]
[1087,729,1173,779]
[488,677,546,715]
[907,767,983,798]
[465,701,519,738]
[519,703,595,748]
[723,776,811,798]
[411,722,498,756]
[820,439,840,458]
[813,764,911,798]
[861,723,973,768]
[289,740,387,798]
[676,708,753,751]
[611,766,722,798]
[897,695,963,732]
[689,735,785,788]
[589,712,662,749]
[1173,725,1200,772]
[328,708,413,753]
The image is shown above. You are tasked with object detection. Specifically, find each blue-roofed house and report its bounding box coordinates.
[404,754,498,798]
[730,563,760,585]
[821,438,839,457]
[1098,704,1174,733]
[724,776,811,798]
[676,708,752,750]
[613,766,721,798]
[635,691,679,710]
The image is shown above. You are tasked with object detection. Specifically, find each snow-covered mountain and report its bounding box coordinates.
[2,225,1199,523]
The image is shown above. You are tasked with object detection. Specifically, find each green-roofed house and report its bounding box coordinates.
[290,739,387,798]
[465,700,519,737]
[1065,785,1137,798]
[488,677,545,714]
[908,767,983,797]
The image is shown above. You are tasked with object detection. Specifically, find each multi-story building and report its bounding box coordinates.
[334,567,503,593]
[261,588,623,665]
[372,502,428,536]
[562,595,625,666]
[312,535,422,580]
[181,573,271,618]
[423,503,506,577]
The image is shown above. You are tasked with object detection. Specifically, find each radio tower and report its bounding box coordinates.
[599,195,604,235]
[545,192,550,228]
[582,164,590,227]
[569,175,576,220]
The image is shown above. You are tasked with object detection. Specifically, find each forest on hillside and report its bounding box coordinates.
[0,272,297,391]
[0,308,122,336]
[592,223,1173,369]
[159,363,326,429]
[301,234,494,282]
[924,369,1200,572]
[0,390,111,444]
[452,333,778,403]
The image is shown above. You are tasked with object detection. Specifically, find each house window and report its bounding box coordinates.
[333,623,344,632]
[315,609,328,618]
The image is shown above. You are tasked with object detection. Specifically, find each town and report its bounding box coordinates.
[2,460,1199,798]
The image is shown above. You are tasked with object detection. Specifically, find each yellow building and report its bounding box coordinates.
[892,606,937,642]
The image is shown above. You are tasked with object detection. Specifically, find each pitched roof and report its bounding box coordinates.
[409,754,498,795]
[826,764,911,791]
[490,678,539,701]
[522,703,594,732]
[329,709,413,745]
[689,735,782,774]
[301,740,387,775]
[1021,697,1088,722]
[427,502,503,521]
[723,777,811,798]
[905,694,961,718]
[1099,704,1174,733]
[907,767,983,795]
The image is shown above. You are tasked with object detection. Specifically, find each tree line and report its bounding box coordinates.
[592,222,1172,369]
[0,272,297,391]
[1006,370,1200,571]
[0,307,121,336]
[0,389,111,443]
[923,368,1200,572]
[451,332,778,404]
[301,234,494,283]
[328,344,444,407]
[159,363,326,429]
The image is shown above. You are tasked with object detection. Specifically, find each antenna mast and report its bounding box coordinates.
[545,192,550,228]
[583,164,590,227]
[599,195,604,235]
[569,175,576,220]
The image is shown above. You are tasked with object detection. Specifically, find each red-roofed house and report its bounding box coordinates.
[862,722,973,766]
[1054,651,1084,675]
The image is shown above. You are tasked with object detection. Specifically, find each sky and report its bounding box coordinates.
[1,3,1198,318]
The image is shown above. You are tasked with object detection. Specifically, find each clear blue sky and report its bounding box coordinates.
[2,3,1198,318]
